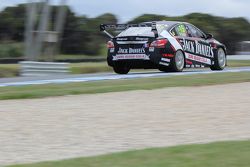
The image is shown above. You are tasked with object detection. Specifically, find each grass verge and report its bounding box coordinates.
[0,64,20,78]
[0,72,250,100]
[7,140,250,167]
[227,60,250,67]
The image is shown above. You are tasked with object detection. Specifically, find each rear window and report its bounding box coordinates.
[117,27,154,37]
[117,24,167,37]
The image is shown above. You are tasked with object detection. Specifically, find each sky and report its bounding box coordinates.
[1,0,250,22]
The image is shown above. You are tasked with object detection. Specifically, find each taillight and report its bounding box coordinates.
[150,39,168,48]
[107,41,114,48]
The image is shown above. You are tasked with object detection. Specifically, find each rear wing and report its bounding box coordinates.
[100,22,158,38]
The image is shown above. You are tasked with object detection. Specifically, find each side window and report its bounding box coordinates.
[186,24,205,38]
[170,24,188,37]
[170,27,178,36]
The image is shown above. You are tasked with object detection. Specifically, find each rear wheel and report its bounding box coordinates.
[113,63,130,74]
[158,50,185,72]
[210,48,226,71]
[172,50,185,72]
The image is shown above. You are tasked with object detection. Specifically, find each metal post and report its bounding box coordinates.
[34,0,51,60]
[25,0,37,60]
[25,0,68,61]
[52,0,67,59]
[55,0,67,33]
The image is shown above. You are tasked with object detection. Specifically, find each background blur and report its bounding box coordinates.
[1,2,250,166]
[0,0,249,63]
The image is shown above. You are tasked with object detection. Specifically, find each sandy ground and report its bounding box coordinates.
[1,82,250,166]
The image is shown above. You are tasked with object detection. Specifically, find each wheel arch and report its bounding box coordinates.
[176,49,186,68]
[220,46,227,56]
[217,46,227,66]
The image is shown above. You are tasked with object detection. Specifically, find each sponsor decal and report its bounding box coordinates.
[182,39,195,53]
[185,53,211,65]
[159,62,169,66]
[116,38,128,41]
[181,38,214,58]
[136,37,149,41]
[186,60,193,65]
[113,54,149,60]
[110,48,115,53]
[161,58,170,62]
[144,43,149,48]
[186,64,191,68]
[117,47,145,54]
[149,47,155,52]
[162,54,174,58]
[195,41,214,57]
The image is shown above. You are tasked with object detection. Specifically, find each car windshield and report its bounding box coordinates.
[117,24,167,37]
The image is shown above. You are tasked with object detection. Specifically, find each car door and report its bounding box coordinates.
[184,24,214,67]
[170,23,198,67]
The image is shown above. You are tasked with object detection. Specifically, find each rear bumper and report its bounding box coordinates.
[107,47,175,69]
[107,56,158,69]
[149,49,174,67]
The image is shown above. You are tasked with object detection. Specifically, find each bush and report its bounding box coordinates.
[0,43,24,58]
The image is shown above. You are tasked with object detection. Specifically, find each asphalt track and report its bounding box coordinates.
[0,66,250,87]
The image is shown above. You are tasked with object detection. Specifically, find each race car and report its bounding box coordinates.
[100,21,227,74]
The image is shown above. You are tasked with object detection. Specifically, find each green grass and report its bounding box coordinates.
[7,140,250,167]
[0,64,20,78]
[0,72,250,100]
[227,60,250,67]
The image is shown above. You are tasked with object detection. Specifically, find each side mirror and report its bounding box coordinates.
[206,33,214,39]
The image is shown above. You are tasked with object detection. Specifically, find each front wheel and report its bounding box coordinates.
[113,63,130,74]
[210,48,226,71]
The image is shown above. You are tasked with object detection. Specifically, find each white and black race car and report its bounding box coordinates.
[100,21,227,74]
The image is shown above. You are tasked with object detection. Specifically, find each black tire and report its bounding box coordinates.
[113,63,130,74]
[210,48,226,71]
[168,50,185,72]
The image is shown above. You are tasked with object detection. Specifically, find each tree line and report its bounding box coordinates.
[0,3,249,56]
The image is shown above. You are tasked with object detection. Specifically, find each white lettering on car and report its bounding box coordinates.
[181,38,214,58]
[117,48,145,54]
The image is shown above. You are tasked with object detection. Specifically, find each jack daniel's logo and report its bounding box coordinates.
[118,48,145,54]
[182,38,214,58]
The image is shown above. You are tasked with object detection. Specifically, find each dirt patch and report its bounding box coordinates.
[1,82,250,165]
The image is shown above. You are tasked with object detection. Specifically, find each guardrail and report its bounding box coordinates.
[19,61,69,76]
[227,55,250,60]
[0,58,106,64]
